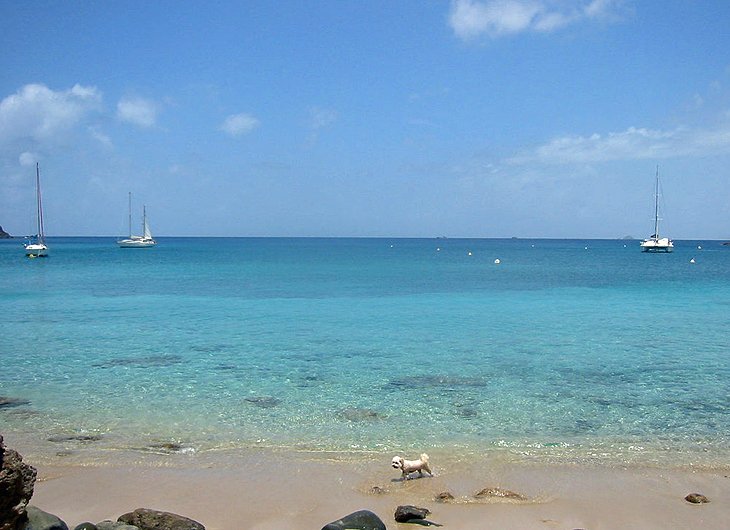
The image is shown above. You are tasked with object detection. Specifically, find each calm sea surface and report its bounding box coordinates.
[1,237,729,468]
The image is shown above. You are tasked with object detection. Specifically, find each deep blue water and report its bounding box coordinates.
[1,237,729,467]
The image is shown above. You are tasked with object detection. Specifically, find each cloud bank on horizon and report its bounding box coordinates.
[1,1,729,238]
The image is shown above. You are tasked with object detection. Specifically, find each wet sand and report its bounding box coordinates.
[28,449,730,529]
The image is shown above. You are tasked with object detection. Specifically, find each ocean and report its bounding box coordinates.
[1,237,729,469]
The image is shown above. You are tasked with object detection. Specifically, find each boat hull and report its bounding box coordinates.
[117,238,156,248]
[640,238,673,252]
[24,243,49,257]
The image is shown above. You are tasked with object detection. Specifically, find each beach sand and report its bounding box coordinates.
[27,448,730,530]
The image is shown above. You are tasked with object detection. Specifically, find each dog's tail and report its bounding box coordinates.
[420,453,429,463]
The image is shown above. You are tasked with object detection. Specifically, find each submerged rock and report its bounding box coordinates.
[337,407,384,422]
[93,355,183,369]
[0,396,31,409]
[434,491,455,502]
[321,510,386,530]
[24,506,69,530]
[244,396,281,408]
[684,493,710,504]
[474,487,527,501]
[0,434,37,530]
[118,508,204,530]
[47,435,102,443]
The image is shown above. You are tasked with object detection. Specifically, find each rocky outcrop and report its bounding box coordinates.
[23,506,68,530]
[117,509,204,530]
[0,435,37,530]
[0,226,11,239]
[321,510,386,530]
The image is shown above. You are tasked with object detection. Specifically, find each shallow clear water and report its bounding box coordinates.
[1,237,729,468]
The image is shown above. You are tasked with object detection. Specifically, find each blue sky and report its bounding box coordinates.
[1,0,729,238]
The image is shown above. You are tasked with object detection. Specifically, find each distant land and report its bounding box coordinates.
[0,225,11,239]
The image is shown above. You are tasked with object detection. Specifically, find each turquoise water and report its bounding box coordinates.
[1,237,729,467]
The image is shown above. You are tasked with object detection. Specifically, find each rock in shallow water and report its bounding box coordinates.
[684,493,710,504]
[321,510,386,530]
[474,487,527,501]
[0,396,31,408]
[117,508,204,530]
[394,505,430,522]
[434,491,455,502]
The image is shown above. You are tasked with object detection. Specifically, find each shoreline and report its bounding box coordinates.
[23,446,730,529]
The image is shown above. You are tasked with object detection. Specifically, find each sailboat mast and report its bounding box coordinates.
[36,163,45,243]
[142,205,146,235]
[653,166,660,239]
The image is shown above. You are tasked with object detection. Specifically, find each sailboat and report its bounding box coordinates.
[117,192,156,248]
[640,166,673,252]
[24,163,49,258]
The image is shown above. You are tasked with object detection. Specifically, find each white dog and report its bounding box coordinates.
[391,453,432,480]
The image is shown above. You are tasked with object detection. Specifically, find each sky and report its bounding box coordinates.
[1,0,729,239]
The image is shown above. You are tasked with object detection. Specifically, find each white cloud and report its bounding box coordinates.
[88,125,113,148]
[19,152,37,166]
[117,97,158,128]
[309,107,338,130]
[508,123,730,165]
[448,0,622,40]
[220,113,259,136]
[0,83,102,144]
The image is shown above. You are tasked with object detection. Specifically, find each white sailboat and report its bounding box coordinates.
[640,166,673,252]
[117,192,156,248]
[24,163,49,258]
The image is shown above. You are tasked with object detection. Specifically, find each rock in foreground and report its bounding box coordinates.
[0,434,37,530]
[117,508,204,530]
[23,506,69,530]
[321,509,386,530]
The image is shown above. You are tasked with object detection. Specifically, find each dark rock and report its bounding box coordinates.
[244,396,281,408]
[337,407,383,422]
[474,487,527,500]
[73,524,98,530]
[369,485,387,495]
[96,522,138,530]
[23,506,69,530]
[321,510,386,530]
[0,434,37,530]
[117,508,204,530]
[0,397,31,409]
[146,442,184,454]
[434,491,454,502]
[684,493,710,504]
[47,435,102,443]
[394,505,430,522]
[0,226,11,239]
[92,355,183,369]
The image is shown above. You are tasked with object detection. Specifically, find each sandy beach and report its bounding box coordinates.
[25,448,730,530]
